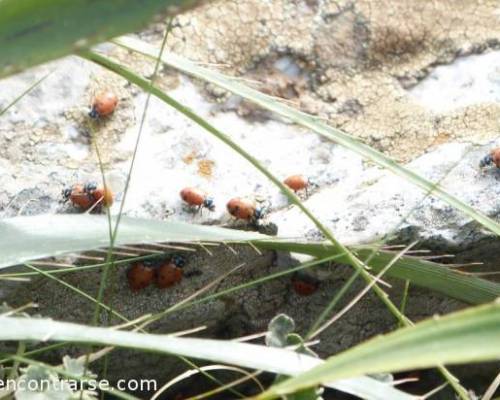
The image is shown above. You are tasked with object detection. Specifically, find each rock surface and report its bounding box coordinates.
[1,0,500,397]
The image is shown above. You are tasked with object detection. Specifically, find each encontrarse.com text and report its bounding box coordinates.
[0,378,157,392]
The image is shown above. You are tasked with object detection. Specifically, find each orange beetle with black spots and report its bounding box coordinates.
[89,91,118,118]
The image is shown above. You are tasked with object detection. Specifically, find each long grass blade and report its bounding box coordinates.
[257,241,500,305]
[0,316,415,400]
[0,214,266,270]
[2,215,497,305]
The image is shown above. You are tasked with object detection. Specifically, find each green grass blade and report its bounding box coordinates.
[115,36,500,237]
[255,301,500,399]
[0,214,266,270]
[355,248,499,305]
[0,317,415,400]
[0,0,201,78]
[2,214,497,305]
[255,241,500,305]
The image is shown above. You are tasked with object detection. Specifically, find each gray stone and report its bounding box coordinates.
[409,50,500,113]
[270,141,500,254]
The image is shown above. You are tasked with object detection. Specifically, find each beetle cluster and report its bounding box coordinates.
[61,91,120,213]
[61,181,113,212]
[179,187,268,224]
[179,175,316,295]
[127,255,186,292]
[65,90,319,294]
[123,145,500,296]
[179,173,312,224]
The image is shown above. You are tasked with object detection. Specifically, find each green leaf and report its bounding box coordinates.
[280,385,323,400]
[287,334,318,359]
[16,365,75,400]
[255,301,500,399]
[0,214,266,270]
[266,314,296,348]
[61,356,93,379]
[0,317,415,400]
[268,317,323,400]
[20,364,57,383]
[115,36,500,237]
[0,0,201,78]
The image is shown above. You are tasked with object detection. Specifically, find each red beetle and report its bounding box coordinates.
[89,91,118,118]
[127,263,155,292]
[180,187,215,212]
